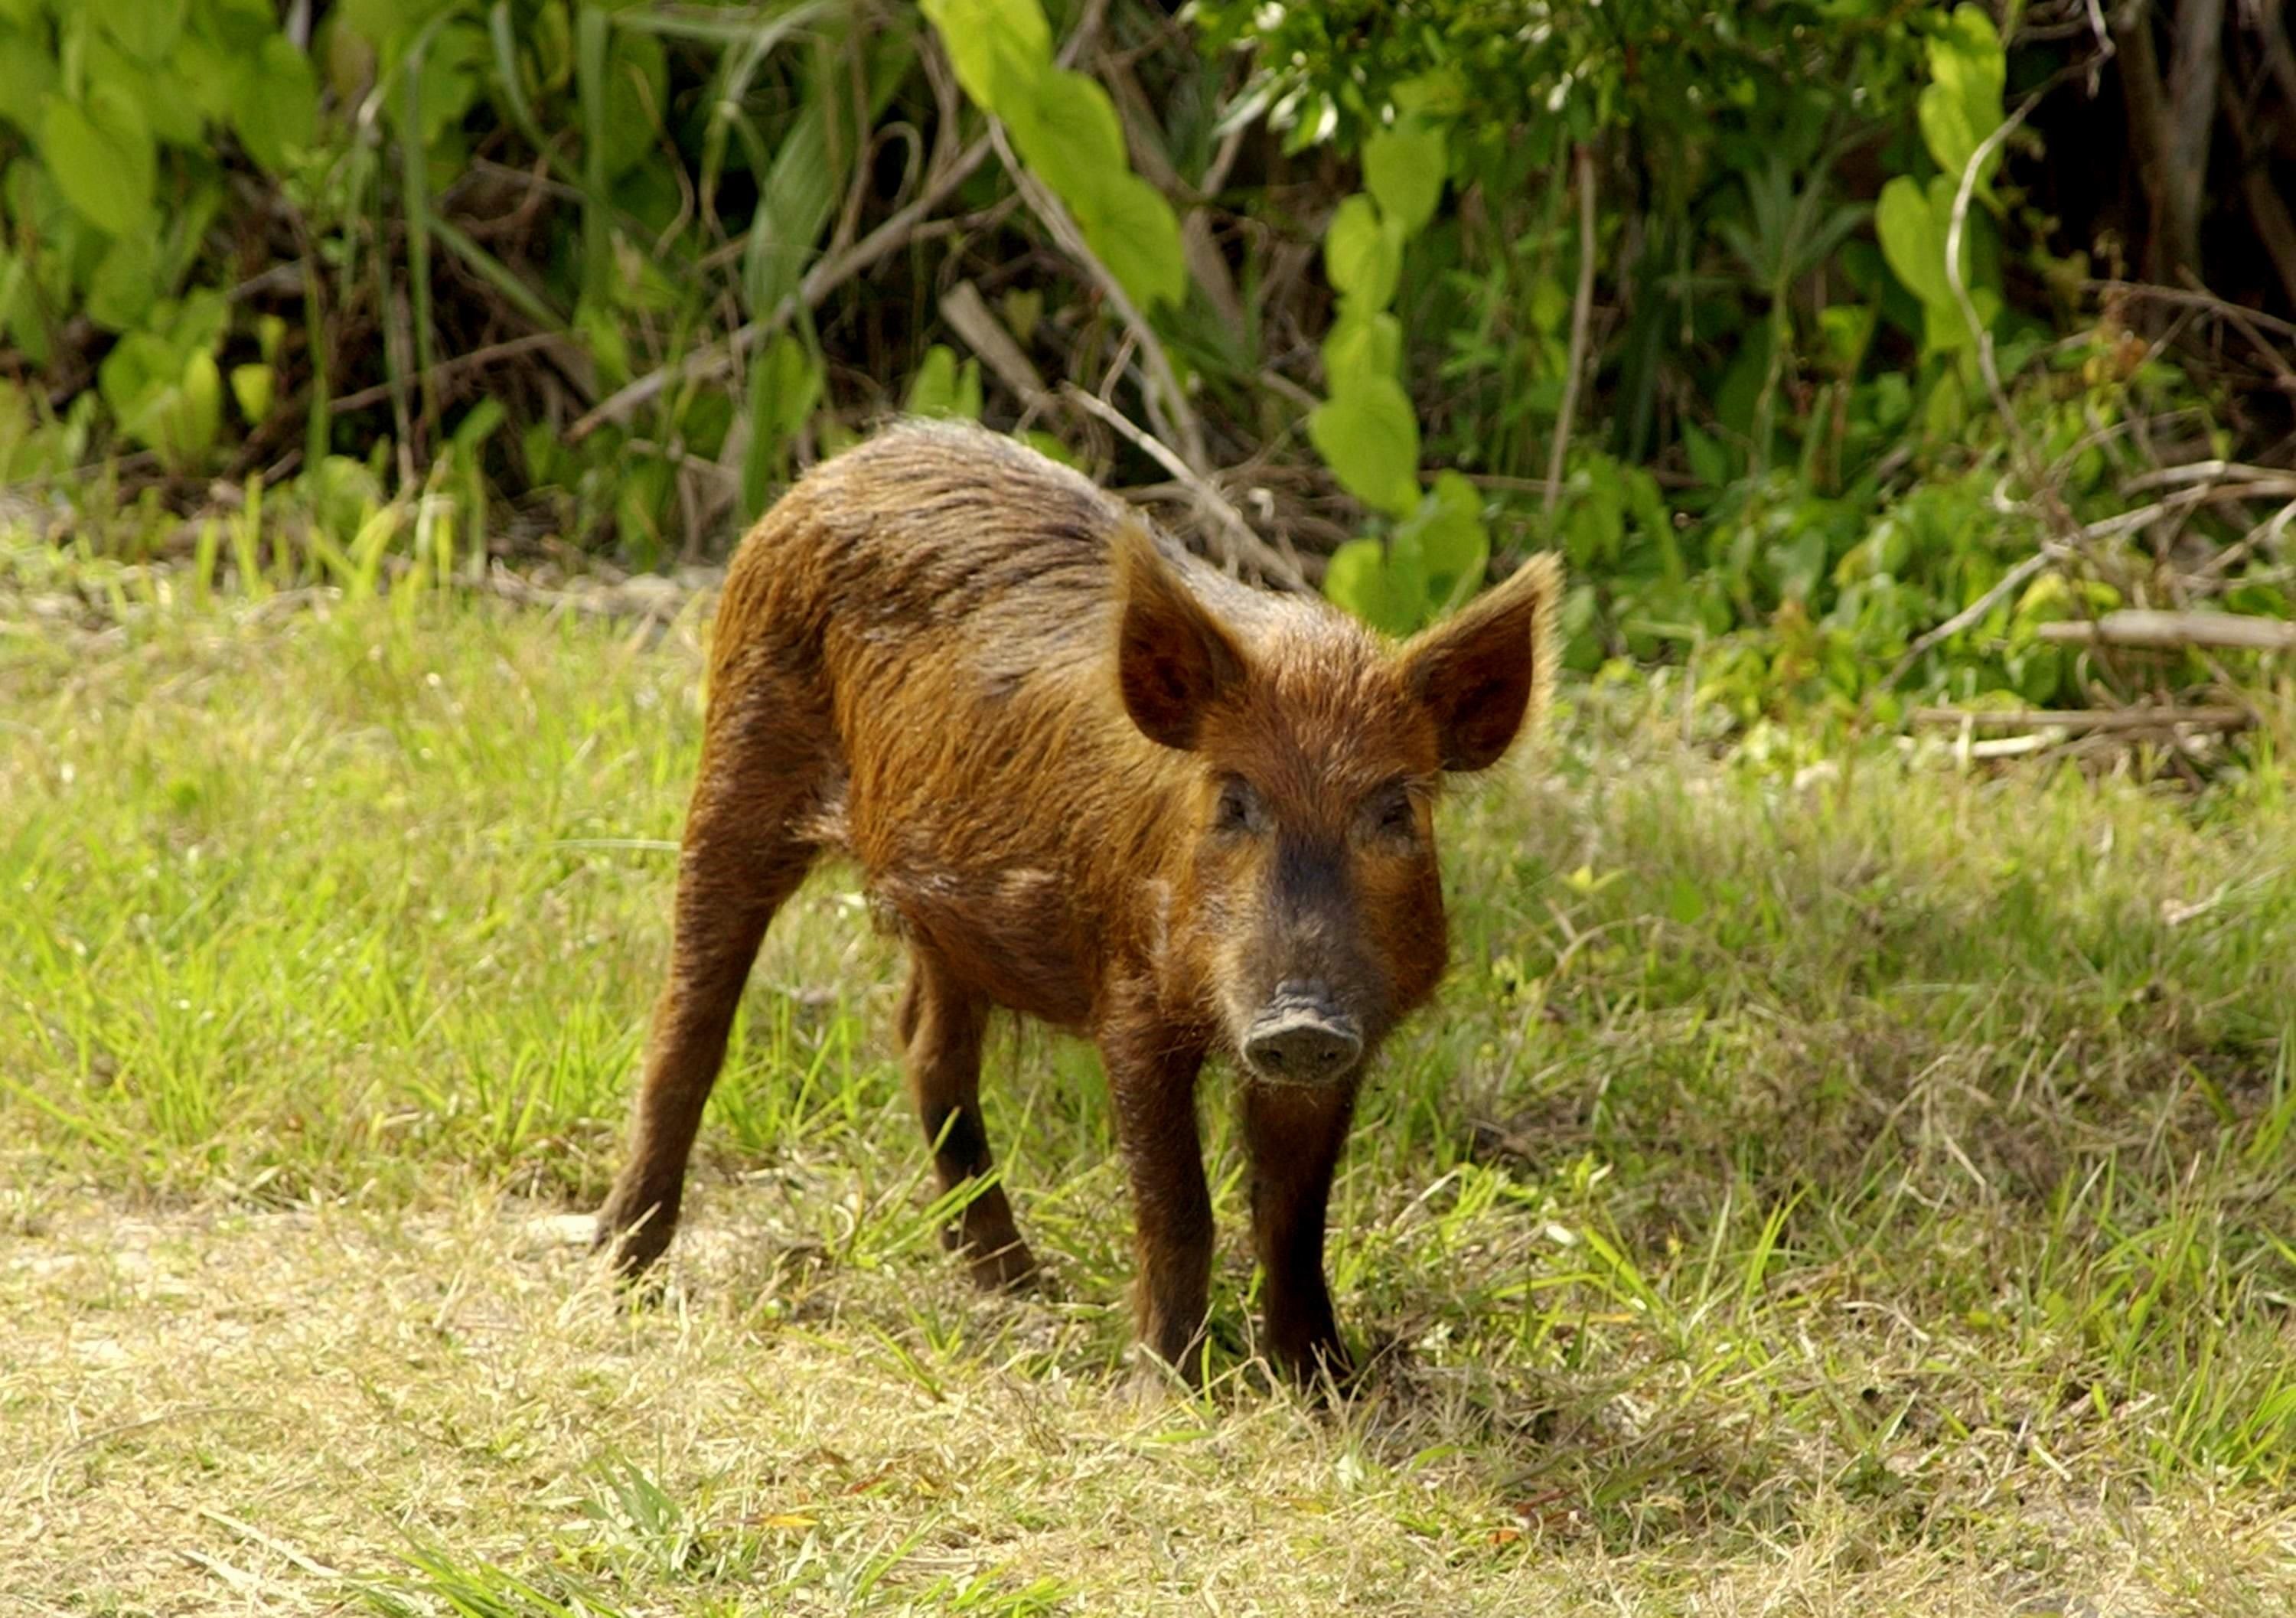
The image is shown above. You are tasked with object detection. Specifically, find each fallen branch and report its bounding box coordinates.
[1912,704,2250,731]
[331,331,576,414]
[1061,383,1304,589]
[2037,610,2296,651]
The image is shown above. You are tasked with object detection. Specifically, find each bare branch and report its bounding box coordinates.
[1912,704,2249,731]
[2037,610,2296,651]
[938,280,1049,405]
[990,122,1206,471]
[568,135,993,440]
[1060,383,1305,589]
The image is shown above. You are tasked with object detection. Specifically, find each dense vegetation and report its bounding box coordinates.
[2,0,2294,729]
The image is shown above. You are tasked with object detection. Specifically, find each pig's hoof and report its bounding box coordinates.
[1271,1338,1358,1398]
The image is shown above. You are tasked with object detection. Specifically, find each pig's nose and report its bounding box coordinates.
[1242,995,1363,1083]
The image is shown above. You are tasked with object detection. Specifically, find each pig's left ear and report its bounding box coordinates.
[1398,553,1562,772]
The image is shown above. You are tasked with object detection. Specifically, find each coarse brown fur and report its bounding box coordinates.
[596,419,1561,1384]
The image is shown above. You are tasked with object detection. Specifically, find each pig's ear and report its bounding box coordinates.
[1399,553,1562,772]
[1113,521,1249,751]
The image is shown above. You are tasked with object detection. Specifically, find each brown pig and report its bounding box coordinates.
[596,419,1561,1384]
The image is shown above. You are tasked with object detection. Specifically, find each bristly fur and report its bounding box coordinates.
[598,417,1564,1383]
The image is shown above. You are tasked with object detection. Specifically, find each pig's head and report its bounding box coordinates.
[1113,524,1561,1086]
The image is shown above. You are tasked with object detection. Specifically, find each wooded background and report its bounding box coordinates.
[5,0,2295,724]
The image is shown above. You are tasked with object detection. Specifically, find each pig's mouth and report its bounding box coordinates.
[1237,981,1365,1085]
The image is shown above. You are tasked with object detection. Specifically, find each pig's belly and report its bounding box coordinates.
[863,860,1098,1031]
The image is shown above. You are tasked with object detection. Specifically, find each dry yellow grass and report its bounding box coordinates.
[5,1181,2294,1616]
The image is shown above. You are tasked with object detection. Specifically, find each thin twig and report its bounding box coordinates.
[1060,383,1304,589]
[1871,547,2061,699]
[1544,143,1598,524]
[330,332,570,413]
[2198,497,2296,579]
[991,122,1205,471]
[568,135,993,439]
[2180,267,2296,393]
[2121,458,2296,493]
[2086,279,2296,340]
[1945,86,2060,519]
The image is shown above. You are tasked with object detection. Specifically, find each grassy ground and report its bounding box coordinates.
[5,543,2296,1614]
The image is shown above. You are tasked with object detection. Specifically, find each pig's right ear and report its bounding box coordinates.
[1113,522,1248,752]
[1399,552,1562,772]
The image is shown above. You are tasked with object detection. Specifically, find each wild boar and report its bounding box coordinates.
[597,420,1560,1383]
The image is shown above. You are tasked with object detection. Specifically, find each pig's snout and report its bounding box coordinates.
[1241,984,1364,1085]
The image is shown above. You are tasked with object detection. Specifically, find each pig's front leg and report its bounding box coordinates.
[1242,1079,1359,1385]
[1101,1019,1212,1381]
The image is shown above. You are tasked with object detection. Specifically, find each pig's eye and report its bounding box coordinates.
[1364,784,1420,843]
[1213,776,1264,835]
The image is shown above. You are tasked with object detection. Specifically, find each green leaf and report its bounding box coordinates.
[1874,177,1942,308]
[904,344,981,418]
[0,28,54,139]
[1321,309,1403,395]
[1070,170,1186,311]
[176,28,242,124]
[1325,194,1401,308]
[1919,5,2004,181]
[230,362,275,425]
[166,287,231,356]
[235,35,320,173]
[1817,304,1877,377]
[1016,69,1128,207]
[598,28,668,178]
[1322,537,1418,637]
[416,23,490,149]
[1309,375,1420,517]
[1878,175,1981,356]
[450,397,506,458]
[919,0,1049,116]
[1391,70,1466,120]
[1362,117,1446,237]
[85,34,199,148]
[99,331,221,472]
[98,0,188,64]
[86,231,157,332]
[40,90,155,236]
[744,95,835,321]
[1399,471,1489,612]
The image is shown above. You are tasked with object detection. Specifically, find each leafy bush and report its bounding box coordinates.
[1,0,2288,733]
[1203,0,2275,721]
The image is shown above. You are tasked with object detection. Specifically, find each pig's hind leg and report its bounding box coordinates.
[899,947,1038,1291]
[596,664,826,1278]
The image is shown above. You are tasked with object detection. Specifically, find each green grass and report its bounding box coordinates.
[5,540,2296,1613]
